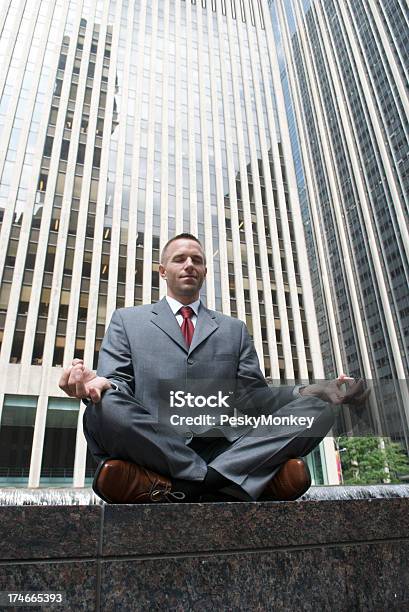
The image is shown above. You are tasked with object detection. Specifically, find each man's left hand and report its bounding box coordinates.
[300,374,370,406]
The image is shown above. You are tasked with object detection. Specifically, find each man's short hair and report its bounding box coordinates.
[160,233,206,264]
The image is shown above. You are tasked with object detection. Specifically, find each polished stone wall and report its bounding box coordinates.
[1,488,408,610]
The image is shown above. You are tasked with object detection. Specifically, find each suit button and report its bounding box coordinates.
[187,359,194,365]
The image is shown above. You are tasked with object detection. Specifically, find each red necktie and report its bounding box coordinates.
[180,306,194,347]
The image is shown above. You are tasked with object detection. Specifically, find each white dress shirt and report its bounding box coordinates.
[165,295,200,328]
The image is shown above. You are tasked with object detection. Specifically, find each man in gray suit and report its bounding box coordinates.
[59,233,368,503]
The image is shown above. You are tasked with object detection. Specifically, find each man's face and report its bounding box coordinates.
[159,239,207,303]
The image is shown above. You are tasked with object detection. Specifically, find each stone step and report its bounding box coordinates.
[0,486,408,609]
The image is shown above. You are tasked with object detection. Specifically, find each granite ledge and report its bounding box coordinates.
[0,485,408,561]
[0,487,407,611]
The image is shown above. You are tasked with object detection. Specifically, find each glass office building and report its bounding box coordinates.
[271,0,409,449]
[0,0,337,487]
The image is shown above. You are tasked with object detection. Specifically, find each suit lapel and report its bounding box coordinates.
[150,297,188,353]
[188,304,219,356]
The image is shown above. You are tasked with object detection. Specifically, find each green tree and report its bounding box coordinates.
[337,436,409,484]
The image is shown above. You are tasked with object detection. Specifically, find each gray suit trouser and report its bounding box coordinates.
[83,388,334,500]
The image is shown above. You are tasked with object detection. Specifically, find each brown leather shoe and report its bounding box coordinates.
[92,459,186,504]
[261,458,311,501]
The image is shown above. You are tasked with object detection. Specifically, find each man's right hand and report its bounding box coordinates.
[300,374,370,406]
[58,359,112,403]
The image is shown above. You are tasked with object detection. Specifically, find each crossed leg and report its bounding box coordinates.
[205,396,334,499]
[83,387,208,481]
[84,388,334,501]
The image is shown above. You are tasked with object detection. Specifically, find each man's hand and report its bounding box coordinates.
[300,373,370,406]
[58,359,112,403]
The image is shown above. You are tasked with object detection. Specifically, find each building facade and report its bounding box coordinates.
[271,0,409,447]
[0,0,337,488]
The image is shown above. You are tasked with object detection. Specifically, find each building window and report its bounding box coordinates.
[0,395,37,486]
[39,397,80,486]
[43,136,54,157]
[60,139,70,161]
[10,331,24,363]
[93,147,101,168]
[77,143,86,164]
[38,173,48,192]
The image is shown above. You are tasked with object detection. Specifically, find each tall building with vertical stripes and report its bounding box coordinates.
[0,0,338,488]
[271,0,409,449]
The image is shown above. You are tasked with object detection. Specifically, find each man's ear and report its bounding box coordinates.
[159,263,166,279]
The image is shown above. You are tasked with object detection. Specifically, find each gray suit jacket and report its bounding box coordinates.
[96,297,296,442]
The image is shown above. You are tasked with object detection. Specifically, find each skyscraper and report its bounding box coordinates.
[0,0,337,488]
[271,0,409,448]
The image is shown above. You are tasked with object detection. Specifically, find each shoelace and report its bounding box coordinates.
[149,482,186,502]
[156,490,186,501]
